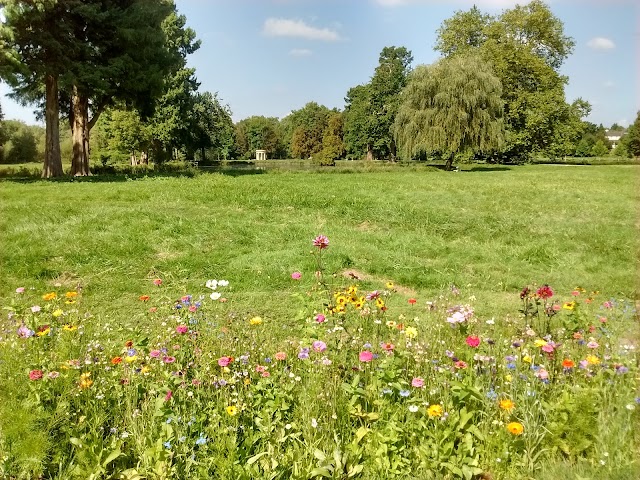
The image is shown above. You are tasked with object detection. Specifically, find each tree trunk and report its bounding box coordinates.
[130,152,138,166]
[445,152,455,171]
[366,144,373,161]
[201,147,205,162]
[140,151,149,165]
[42,74,63,178]
[71,86,91,176]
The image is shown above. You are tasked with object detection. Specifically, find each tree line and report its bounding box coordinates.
[0,0,638,176]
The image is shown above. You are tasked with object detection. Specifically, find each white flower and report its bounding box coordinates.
[210,292,221,301]
[311,418,318,428]
[408,405,419,413]
[486,318,495,325]
[205,280,218,290]
[218,280,229,287]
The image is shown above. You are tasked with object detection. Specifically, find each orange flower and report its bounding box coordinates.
[139,295,150,301]
[42,292,57,301]
[111,356,123,365]
[65,291,78,298]
[499,399,515,411]
[562,358,575,369]
[506,422,524,435]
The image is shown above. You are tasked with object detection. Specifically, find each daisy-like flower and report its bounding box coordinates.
[506,422,524,435]
[427,404,444,417]
[499,399,515,411]
[226,405,238,416]
[313,235,329,249]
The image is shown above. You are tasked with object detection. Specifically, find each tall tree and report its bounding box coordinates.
[343,46,413,160]
[394,55,505,170]
[435,0,576,162]
[1,1,71,177]
[234,116,284,159]
[283,102,332,159]
[187,91,234,162]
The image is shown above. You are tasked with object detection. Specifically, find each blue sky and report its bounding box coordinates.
[1,0,637,127]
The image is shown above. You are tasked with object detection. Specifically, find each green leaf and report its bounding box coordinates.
[102,447,122,468]
[309,467,332,478]
[247,451,269,465]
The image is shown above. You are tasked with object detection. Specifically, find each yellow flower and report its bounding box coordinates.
[63,324,77,332]
[427,404,444,417]
[523,355,532,364]
[405,326,418,339]
[375,298,385,309]
[79,372,93,389]
[347,285,358,296]
[249,316,263,326]
[386,282,394,289]
[506,422,524,435]
[354,301,364,309]
[223,367,230,374]
[505,374,512,382]
[65,291,78,298]
[226,405,238,416]
[52,309,64,318]
[563,301,576,311]
[43,292,57,301]
[36,327,51,337]
[534,339,547,347]
[140,365,151,374]
[586,355,600,365]
[499,399,515,411]
[244,378,251,385]
[125,356,137,363]
[386,320,397,329]
[336,296,347,306]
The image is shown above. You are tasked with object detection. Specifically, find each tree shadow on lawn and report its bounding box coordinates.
[0,167,265,184]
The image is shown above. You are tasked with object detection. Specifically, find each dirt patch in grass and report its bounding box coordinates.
[341,269,417,297]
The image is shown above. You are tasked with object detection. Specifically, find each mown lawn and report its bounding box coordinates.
[1,165,638,317]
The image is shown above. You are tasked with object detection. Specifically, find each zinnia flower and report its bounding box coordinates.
[218,356,233,367]
[15,287,25,294]
[29,369,44,380]
[176,325,188,334]
[139,295,150,302]
[312,235,329,249]
[79,372,93,389]
[506,422,524,435]
[111,356,123,365]
[65,291,78,298]
[562,358,575,369]
[291,272,302,280]
[359,351,373,362]
[466,335,480,348]
[405,326,418,339]
[427,404,443,417]
[408,298,417,305]
[315,314,326,323]
[536,285,553,299]
[42,292,57,301]
[274,352,287,361]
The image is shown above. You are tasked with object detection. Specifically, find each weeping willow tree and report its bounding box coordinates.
[394,54,505,170]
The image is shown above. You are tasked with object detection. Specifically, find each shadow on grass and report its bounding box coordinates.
[0,166,265,183]
[463,166,512,172]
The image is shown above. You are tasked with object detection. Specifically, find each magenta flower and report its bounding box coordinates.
[163,356,176,364]
[466,335,480,348]
[315,314,326,323]
[149,349,161,358]
[359,351,373,362]
[29,369,43,381]
[176,325,188,334]
[312,341,327,353]
[291,271,302,280]
[313,235,329,249]
[411,377,424,388]
[165,390,173,401]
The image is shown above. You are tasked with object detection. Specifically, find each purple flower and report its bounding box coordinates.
[298,348,310,360]
[17,324,35,338]
[312,341,327,353]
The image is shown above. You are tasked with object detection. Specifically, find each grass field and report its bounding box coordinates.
[1,164,639,479]
[1,164,638,317]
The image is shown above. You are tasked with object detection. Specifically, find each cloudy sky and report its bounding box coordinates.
[1,0,637,127]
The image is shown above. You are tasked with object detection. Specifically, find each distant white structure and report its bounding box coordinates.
[255,149,267,160]
[605,130,625,149]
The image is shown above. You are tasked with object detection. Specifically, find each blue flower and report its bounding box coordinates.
[196,435,207,445]
[486,389,498,400]
[507,363,516,370]
[164,441,171,449]
[399,390,410,397]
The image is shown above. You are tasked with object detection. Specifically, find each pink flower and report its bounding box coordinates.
[291,271,302,280]
[535,368,549,380]
[15,287,25,294]
[153,279,163,286]
[31,305,41,313]
[536,285,553,299]
[149,349,161,358]
[381,342,395,352]
[587,341,599,349]
[218,356,233,367]
[466,335,480,348]
[29,369,43,381]
[255,365,266,373]
[176,325,188,334]
[262,371,271,378]
[411,377,424,388]
[541,343,555,353]
[163,356,176,364]
[552,304,561,312]
[312,341,327,353]
[188,305,197,313]
[313,235,330,249]
[48,371,60,379]
[149,307,158,313]
[165,390,173,401]
[275,352,287,361]
[315,314,326,323]
[359,351,373,362]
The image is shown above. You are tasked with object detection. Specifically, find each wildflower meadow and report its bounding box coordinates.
[1,233,638,479]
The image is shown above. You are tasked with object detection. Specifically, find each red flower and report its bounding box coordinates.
[29,369,43,380]
[139,295,150,302]
[408,298,417,305]
[465,335,480,348]
[153,279,163,286]
[536,285,553,299]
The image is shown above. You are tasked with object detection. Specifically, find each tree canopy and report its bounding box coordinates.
[394,54,505,169]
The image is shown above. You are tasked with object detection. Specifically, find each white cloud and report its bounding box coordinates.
[263,18,340,41]
[375,0,519,7]
[587,37,615,50]
[289,48,313,57]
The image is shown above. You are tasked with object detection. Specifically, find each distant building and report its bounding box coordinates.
[605,130,626,149]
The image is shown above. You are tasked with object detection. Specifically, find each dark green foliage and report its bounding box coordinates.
[235,116,286,159]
